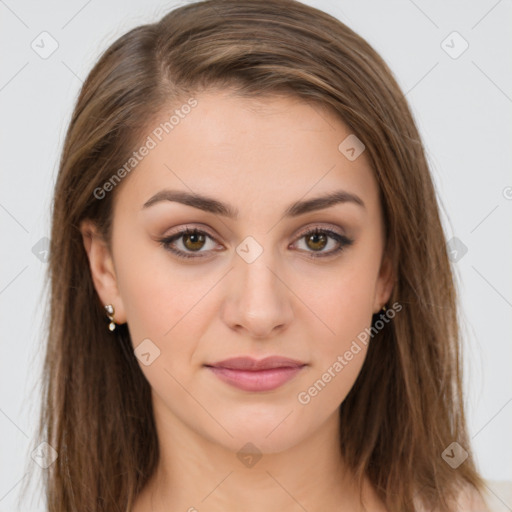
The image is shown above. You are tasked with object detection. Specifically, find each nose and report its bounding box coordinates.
[220,251,294,339]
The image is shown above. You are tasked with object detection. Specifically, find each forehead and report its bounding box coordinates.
[113,90,379,218]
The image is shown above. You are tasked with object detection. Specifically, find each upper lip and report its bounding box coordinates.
[206,356,306,371]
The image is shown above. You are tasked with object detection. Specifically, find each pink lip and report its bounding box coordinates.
[205,356,307,392]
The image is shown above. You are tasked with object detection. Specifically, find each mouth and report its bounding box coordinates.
[204,356,307,392]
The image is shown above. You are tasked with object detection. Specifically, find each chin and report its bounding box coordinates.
[205,409,307,455]
[219,429,304,456]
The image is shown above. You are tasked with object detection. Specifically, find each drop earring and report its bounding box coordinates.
[104,304,116,331]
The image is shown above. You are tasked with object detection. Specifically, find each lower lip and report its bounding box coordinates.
[206,365,305,392]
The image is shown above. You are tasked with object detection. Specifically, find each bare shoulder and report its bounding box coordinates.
[414,486,490,512]
[361,480,488,512]
[451,486,490,512]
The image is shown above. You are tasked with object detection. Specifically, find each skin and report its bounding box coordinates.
[80,90,396,511]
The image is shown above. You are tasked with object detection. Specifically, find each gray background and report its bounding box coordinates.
[1,0,511,510]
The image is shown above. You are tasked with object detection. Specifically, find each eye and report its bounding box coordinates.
[291,226,353,259]
[159,227,219,259]
[158,225,354,260]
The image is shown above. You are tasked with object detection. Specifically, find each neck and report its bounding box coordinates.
[133,394,383,512]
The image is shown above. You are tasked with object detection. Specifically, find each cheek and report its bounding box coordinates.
[294,283,371,417]
[290,226,383,338]
[290,258,378,402]
[112,239,188,346]
[295,281,372,413]
[114,240,223,377]
[294,265,377,345]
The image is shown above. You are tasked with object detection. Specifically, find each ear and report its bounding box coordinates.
[373,250,395,314]
[79,219,127,325]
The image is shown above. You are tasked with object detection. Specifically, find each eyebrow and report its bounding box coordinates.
[142,189,365,218]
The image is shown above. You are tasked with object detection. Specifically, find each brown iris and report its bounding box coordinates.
[305,231,328,251]
[182,231,206,251]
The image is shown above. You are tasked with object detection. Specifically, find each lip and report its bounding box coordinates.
[205,356,307,392]
[208,356,306,371]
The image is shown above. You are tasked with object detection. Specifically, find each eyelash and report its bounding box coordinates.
[158,225,354,260]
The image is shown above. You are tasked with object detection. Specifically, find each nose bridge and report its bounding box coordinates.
[241,249,280,302]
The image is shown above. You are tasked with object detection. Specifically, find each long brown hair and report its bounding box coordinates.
[23,0,488,510]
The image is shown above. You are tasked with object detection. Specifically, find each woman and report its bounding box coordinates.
[31,0,490,510]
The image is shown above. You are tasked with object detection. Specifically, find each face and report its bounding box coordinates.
[82,90,394,454]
